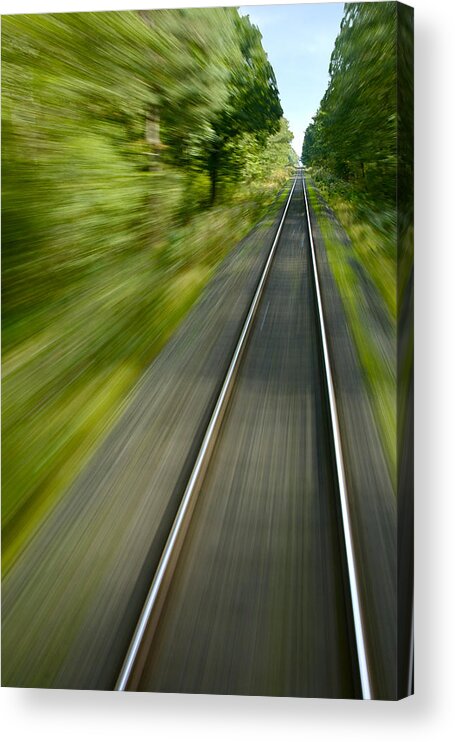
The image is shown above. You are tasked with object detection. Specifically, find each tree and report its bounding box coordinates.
[206,14,283,203]
[302,2,397,204]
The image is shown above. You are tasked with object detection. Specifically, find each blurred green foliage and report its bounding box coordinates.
[302,2,398,300]
[302,2,408,477]
[2,8,296,566]
[307,185,396,481]
[301,1,401,280]
[302,2,397,206]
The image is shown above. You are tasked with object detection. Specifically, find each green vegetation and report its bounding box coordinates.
[2,8,296,568]
[307,184,396,478]
[302,1,398,312]
[302,2,404,476]
[302,2,397,199]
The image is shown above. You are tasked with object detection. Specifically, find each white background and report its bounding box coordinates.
[1,0,454,739]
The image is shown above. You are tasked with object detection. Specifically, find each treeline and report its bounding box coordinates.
[301,2,413,476]
[3,8,294,336]
[2,9,296,563]
[302,2,397,207]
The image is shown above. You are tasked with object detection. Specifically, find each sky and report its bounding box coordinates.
[240,3,344,156]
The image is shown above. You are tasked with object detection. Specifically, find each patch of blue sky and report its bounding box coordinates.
[239,3,344,156]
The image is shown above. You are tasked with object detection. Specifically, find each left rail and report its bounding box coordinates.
[115,176,297,691]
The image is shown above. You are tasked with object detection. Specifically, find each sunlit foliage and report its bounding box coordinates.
[302,2,397,205]
[301,1,401,315]
[2,9,294,563]
[301,2,411,477]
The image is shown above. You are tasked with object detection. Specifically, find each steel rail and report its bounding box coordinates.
[115,176,298,691]
[301,171,372,700]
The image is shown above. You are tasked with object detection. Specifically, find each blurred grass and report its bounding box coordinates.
[307,167,397,320]
[307,180,397,484]
[2,10,295,571]
[2,176,289,573]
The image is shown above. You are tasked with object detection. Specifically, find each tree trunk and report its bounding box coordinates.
[209,168,217,205]
[209,147,220,206]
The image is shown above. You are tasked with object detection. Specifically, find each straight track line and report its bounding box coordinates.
[115,177,297,691]
[302,172,372,700]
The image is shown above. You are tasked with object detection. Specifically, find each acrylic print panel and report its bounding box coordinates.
[1,2,414,700]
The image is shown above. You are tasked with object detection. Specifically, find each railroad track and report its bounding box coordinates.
[115,170,372,698]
